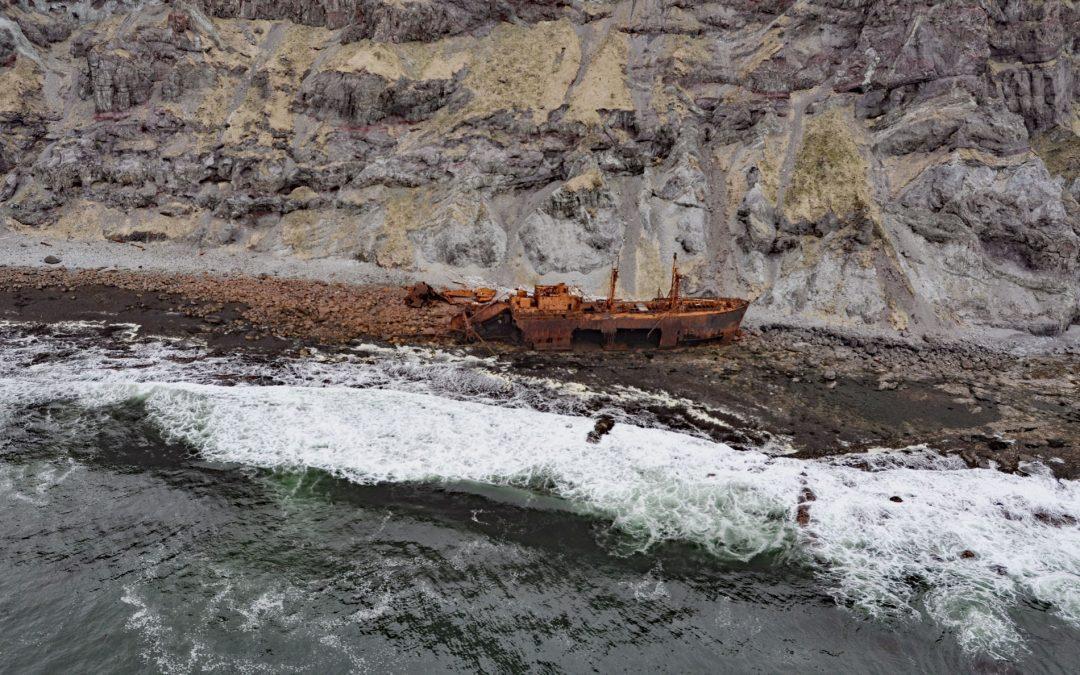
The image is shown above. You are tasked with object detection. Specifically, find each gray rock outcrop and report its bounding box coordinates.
[0,0,1078,334]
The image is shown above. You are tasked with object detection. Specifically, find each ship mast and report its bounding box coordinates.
[607,265,619,310]
[668,253,681,308]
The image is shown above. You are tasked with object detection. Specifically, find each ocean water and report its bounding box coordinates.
[1,321,1078,673]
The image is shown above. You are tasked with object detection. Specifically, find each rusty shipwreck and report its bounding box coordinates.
[444,256,749,351]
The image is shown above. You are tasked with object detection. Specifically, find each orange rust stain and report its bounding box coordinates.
[448,282,749,351]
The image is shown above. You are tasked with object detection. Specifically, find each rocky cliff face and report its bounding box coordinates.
[1,0,1078,333]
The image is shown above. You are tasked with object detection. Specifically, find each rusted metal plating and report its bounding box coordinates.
[405,283,496,308]
[442,256,749,351]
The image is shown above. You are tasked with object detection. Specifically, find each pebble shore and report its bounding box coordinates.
[0,265,460,344]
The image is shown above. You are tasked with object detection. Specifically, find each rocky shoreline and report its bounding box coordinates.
[0,264,460,345]
[2,264,1076,479]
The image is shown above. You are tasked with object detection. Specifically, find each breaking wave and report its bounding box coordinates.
[2,321,1079,659]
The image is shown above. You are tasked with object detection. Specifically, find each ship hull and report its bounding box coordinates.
[511,301,749,351]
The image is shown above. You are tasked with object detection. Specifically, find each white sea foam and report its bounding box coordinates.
[45,379,1071,658]
[0,320,755,444]
[2,323,1079,658]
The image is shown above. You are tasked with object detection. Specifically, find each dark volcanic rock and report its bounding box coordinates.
[298,70,461,125]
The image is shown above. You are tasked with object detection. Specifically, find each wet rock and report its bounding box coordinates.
[587,415,615,444]
[796,504,811,527]
[1033,511,1078,528]
[43,255,60,264]
[959,450,980,468]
